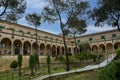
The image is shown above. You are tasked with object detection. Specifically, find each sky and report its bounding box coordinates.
[18,0,116,35]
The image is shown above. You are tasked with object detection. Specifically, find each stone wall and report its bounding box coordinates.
[0,55,46,71]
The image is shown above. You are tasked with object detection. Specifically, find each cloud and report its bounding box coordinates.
[84,24,117,35]
[26,0,48,12]
[40,28,60,35]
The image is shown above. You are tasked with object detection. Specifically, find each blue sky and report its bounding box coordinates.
[18,0,116,35]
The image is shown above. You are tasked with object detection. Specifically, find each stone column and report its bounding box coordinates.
[56,45,57,55]
[31,44,33,55]
[11,40,14,55]
[45,44,46,56]
[21,42,23,55]
[38,44,40,55]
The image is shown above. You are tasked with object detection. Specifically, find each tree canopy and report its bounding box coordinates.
[42,0,89,71]
[91,0,120,30]
[0,0,26,22]
[25,13,41,27]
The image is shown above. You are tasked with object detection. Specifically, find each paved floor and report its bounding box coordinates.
[34,54,116,80]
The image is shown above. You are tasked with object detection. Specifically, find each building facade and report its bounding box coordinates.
[0,20,120,56]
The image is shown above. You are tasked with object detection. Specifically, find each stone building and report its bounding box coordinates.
[0,20,120,56]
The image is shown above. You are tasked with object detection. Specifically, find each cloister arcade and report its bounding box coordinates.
[0,37,71,55]
[0,21,120,56]
[1,37,120,56]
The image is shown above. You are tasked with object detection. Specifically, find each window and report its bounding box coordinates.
[112,34,116,38]
[101,35,105,40]
[26,31,31,34]
[102,46,105,50]
[0,25,5,29]
[1,42,6,48]
[19,30,24,33]
[7,28,15,31]
[77,40,80,43]
[71,41,74,43]
[89,38,93,42]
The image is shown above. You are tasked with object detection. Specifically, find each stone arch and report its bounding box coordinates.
[1,38,11,55]
[106,43,113,54]
[86,45,91,52]
[23,41,31,55]
[61,46,64,55]
[68,47,72,55]
[114,42,120,50]
[92,45,98,54]
[32,42,38,54]
[13,39,22,55]
[52,45,56,56]
[68,47,71,53]
[99,44,105,53]
[40,43,45,55]
[46,44,51,54]
[57,46,60,55]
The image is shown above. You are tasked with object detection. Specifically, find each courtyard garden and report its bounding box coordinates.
[0,51,104,80]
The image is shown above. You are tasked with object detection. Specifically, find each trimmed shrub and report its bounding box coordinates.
[29,55,35,76]
[34,54,39,71]
[10,61,18,70]
[18,54,22,75]
[57,55,66,63]
[116,48,120,58]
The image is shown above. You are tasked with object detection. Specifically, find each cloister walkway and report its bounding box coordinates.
[34,54,116,80]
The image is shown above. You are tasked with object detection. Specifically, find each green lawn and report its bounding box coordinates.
[0,56,99,80]
[44,70,99,80]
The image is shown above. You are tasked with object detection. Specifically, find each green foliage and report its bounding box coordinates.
[57,55,66,63]
[18,54,22,68]
[0,0,26,22]
[29,55,35,68]
[47,54,51,65]
[57,55,77,63]
[76,52,97,61]
[18,54,22,75]
[99,60,120,80]
[29,55,35,76]
[10,60,18,70]
[25,13,41,27]
[91,0,120,30]
[47,54,51,74]
[116,49,120,57]
[34,54,39,71]
[42,0,90,71]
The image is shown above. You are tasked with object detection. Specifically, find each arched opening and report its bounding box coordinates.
[99,44,105,54]
[86,45,91,52]
[1,38,11,55]
[46,44,51,55]
[13,40,22,55]
[23,41,31,55]
[114,42,120,50]
[68,47,72,55]
[40,43,45,55]
[61,46,64,55]
[57,46,60,55]
[52,45,56,56]
[106,43,113,54]
[92,45,98,54]
[32,42,38,54]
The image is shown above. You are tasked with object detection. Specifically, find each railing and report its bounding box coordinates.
[0,28,64,44]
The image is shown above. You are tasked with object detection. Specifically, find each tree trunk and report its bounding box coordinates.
[73,34,78,54]
[61,27,70,71]
[35,26,38,55]
[31,68,34,76]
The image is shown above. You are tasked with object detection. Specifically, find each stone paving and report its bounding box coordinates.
[34,54,116,80]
